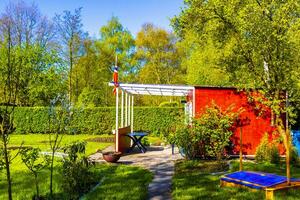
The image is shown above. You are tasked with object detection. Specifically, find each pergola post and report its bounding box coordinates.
[121,90,124,127]
[128,94,131,126]
[125,93,128,126]
[115,87,119,152]
[131,95,134,133]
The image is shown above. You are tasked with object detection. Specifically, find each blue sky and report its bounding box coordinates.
[0,0,184,37]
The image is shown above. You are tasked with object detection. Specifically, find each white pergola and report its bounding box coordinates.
[110,83,194,96]
[109,82,195,152]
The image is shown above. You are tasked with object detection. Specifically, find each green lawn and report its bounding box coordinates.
[6,134,113,173]
[1,164,153,200]
[0,134,154,199]
[1,134,113,199]
[83,164,153,200]
[9,134,113,156]
[172,160,300,200]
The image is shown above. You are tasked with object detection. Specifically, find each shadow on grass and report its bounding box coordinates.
[0,166,63,199]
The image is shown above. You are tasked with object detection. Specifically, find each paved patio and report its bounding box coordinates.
[89,145,183,200]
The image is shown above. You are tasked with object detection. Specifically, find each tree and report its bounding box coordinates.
[97,16,136,81]
[2,1,56,48]
[0,1,63,106]
[173,0,300,183]
[48,94,72,197]
[0,13,24,200]
[0,1,58,106]
[134,24,184,105]
[176,31,230,86]
[20,148,49,199]
[136,23,183,85]
[29,64,67,106]
[54,8,86,103]
[73,39,107,107]
[95,16,136,106]
[73,17,135,106]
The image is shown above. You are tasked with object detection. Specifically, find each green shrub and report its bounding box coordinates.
[291,146,299,165]
[61,141,95,199]
[174,102,241,160]
[255,134,269,162]
[269,143,281,164]
[77,87,103,108]
[134,107,182,136]
[13,107,49,134]
[141,137,150,146]
[62,159,94,199]
[1,106,182,135]
[174,124,197,159]
[255,133,280,164]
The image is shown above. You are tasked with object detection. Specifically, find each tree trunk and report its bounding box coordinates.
[284,128,291,185]
[3,136,12,200]
[49,149,55,196]
[69,39,73,103]
[277,123,291,185]
[239,126,243,171]
[34,173,39,199]
[286,139,291,185]
[75,69,78,103]
[2,21,13,200]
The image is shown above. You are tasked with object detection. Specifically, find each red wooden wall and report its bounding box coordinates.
[193,87,280,155]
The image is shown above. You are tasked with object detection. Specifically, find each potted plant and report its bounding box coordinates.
[102,151,122,163]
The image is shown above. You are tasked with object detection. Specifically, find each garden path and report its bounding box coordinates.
[89,145,183,200]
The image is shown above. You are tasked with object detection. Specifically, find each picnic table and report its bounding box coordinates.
[126,131,149,153]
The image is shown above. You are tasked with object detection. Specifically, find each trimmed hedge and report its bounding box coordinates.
[6,107,182,135]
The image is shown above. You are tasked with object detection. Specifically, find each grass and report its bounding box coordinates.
[172,159,300,200]
[83,164,153,200]
[1,164,153,200]
[1,134,153,199]
[9,134,113,156]
[0,134,113,199]
[6,134,113,173]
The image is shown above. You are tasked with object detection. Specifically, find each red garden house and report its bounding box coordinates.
[110,83,286,156]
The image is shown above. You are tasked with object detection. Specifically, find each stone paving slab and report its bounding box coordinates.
[89,145,183,200]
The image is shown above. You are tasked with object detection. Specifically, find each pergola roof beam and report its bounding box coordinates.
[108,82,193,97]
